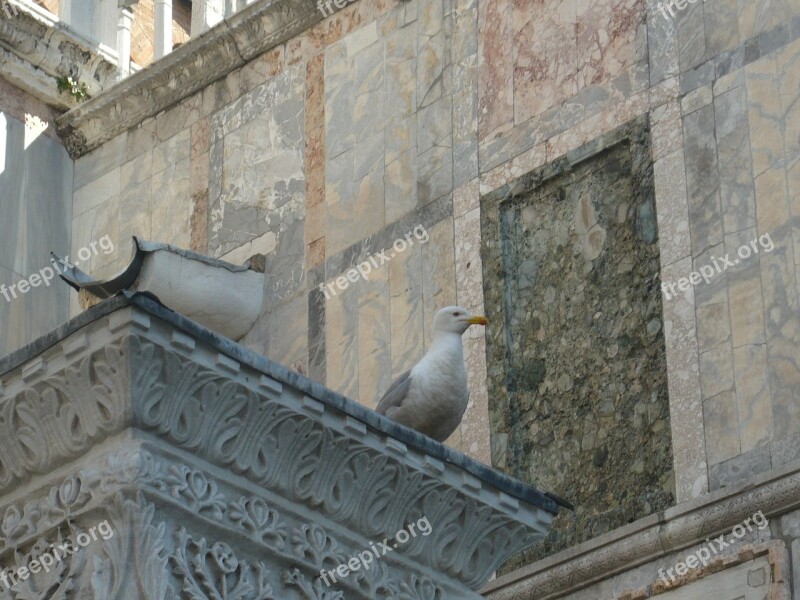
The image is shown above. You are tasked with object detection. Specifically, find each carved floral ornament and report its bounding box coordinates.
[0,314,551,599]
[0,445,468,599]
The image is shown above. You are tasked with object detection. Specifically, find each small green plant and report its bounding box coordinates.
[56,76,90,101]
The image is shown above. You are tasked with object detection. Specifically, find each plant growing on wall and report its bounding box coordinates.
[56,75,89,101]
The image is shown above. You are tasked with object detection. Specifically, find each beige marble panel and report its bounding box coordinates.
[357,267,391,409]
[421,217,457,353]
[388,235,425,380]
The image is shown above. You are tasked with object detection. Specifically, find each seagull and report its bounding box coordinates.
[375,306,488,442]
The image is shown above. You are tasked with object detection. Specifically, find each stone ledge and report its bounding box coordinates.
[54,0,324,158]
[483,458,800,599]
[0,0,118,111]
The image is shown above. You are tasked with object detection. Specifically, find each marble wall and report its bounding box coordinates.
[61,0,800,526]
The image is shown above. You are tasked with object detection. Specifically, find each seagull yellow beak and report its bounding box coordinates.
[467,316,488,326]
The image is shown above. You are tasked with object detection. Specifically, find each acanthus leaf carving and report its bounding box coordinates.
[164,465,227,520]
[227,496,287,549]
[91,492,171,600]
[171,529,275,600]
[291,524,347,568]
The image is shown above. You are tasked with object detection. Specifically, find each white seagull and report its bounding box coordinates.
[375,306,488,441]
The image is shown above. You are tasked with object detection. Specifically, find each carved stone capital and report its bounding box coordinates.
[0,294,560,598]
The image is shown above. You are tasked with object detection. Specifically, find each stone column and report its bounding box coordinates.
[153,0,172,59]
[116,1,135,77]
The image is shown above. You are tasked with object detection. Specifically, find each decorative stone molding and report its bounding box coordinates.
[483,458,800,599]
[0,294,560,598]
[55,0,324,158]
[0,0,119,111]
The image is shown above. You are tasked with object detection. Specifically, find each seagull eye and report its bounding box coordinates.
[453,312,462,317]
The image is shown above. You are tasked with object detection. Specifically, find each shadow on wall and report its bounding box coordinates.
[0,110,73,358]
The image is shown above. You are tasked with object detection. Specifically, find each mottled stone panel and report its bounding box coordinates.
[483,119,673,567]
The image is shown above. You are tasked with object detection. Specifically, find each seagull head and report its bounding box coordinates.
[432,306,488,336]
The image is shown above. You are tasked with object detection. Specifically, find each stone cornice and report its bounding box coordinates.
[0,293,560,592]
[54,0,323,158]
[0,0,119,111]
[483,458,800,599]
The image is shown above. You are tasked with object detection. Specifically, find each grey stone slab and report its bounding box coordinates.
[353,37,384,96]
[325,79,355,158]
[683,104,723,253]
[708,445,772,490]
[692,243,729,307]
[676,0,707,71]
[703,391,740,465]
[326,148,355,205]
[758,22,791,57]
[453,1,478,60]
[417,139,453,207]
[263,218,305,310]
[353,85,387,141]
[647,0,680,85]
[417,29,448,109]
[715,44,746,79]
[454,137,478,189]
[714,87,756,232]
[703,0,739,59]
[699,343,734,399]
[680,58,715,94]
[417,95,452,155]
[353,131,384,180]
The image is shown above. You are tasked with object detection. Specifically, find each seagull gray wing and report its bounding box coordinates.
[375,369,413,415]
